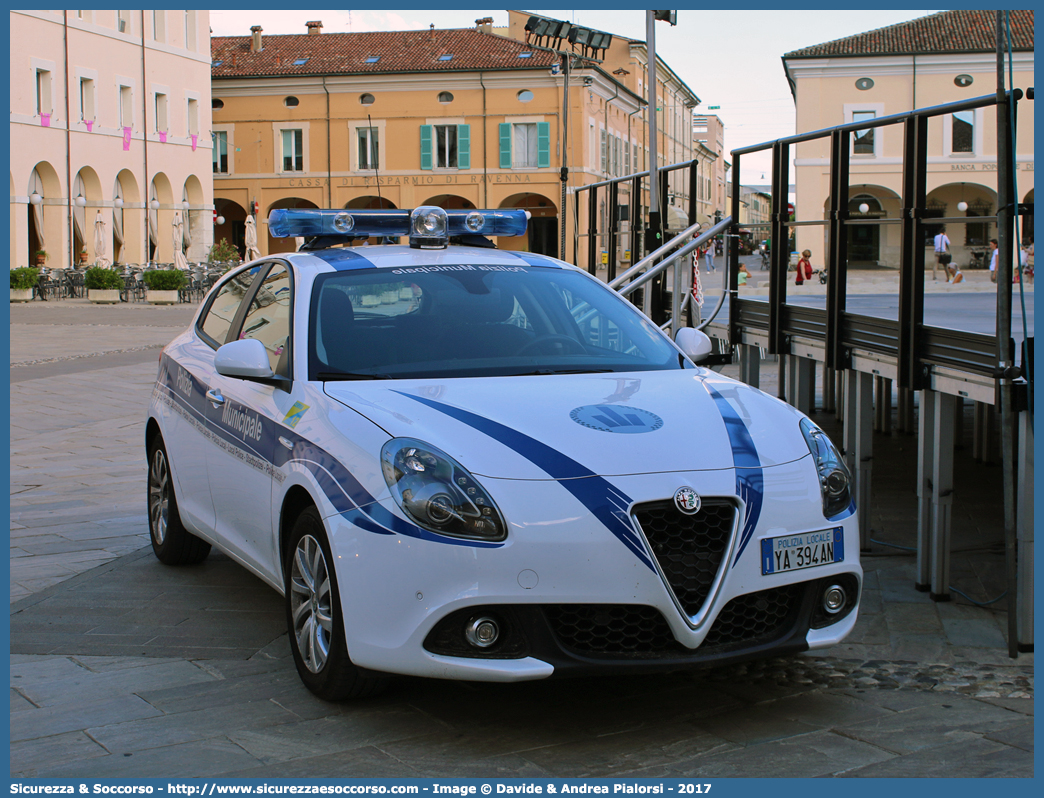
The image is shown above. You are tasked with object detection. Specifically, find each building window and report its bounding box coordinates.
[852,110,876,155]
[499,122,550,169]
[152,11,165,41]
[212,98,224,110]
[284,96,299,107]
[117,11,130,33]
[420,124,470,170]
[282,129,304,171]
[360,93,375,105]
[213,131,228,173]
[435,125,458,167]
[154,92,168,133]
[600,130,607,173]
[119,85,133,128]
[364,56,380,63]
[358,127,379,170]
[438,92,454,103]
[952,111,974,153]
[517,89,534,103]
[185,11,196,50]
[186,97,198,136]
[79,77,95,120]
[35,69,52,116]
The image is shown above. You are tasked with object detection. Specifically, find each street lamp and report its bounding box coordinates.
[113,197,124,208]
[182,200,191,211]
[74,194,86,207]
[216,216,225,226]
[150,199,160,210]
[29,192,42,205]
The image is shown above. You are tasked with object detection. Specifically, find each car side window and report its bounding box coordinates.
[198,267,260,347]
[238,264,292,378]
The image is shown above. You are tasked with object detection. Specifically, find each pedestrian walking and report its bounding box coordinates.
[988,238,998,283]
[933,226,951,281]
[704,242,716,272]
[795,250,813,285]
[1016,241,1029,284]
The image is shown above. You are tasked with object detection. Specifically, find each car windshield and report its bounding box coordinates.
[308,263,687,380]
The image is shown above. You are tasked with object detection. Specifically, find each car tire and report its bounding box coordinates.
[147,436,212,566]
[284,507,388,700]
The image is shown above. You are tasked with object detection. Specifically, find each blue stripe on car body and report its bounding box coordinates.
[703,384,764,568]
[310,248,379,271]
[393,391,657,571]
[155,355,502,549]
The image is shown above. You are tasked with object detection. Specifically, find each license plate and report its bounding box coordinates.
[761,528,843,575]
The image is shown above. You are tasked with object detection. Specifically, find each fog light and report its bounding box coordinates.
[822,584,847,614]
[464,616,500,648]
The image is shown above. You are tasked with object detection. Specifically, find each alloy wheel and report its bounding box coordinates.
[289,534,334,673]
[148,448,169,545]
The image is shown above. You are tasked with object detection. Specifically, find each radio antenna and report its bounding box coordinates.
[367,114,383,207]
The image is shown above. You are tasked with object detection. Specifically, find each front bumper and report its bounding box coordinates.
[324,461,861,681]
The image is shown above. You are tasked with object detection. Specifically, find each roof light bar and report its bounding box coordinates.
[268,207,530,245]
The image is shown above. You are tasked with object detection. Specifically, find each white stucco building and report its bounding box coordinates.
[783,10,1034,270]
[10,10,213,271]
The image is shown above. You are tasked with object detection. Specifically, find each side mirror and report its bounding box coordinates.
[215,338,275,380]
[675,327,713,363]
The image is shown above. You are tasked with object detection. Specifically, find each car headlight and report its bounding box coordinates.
[380,438,507,541]
[799,418,852,518]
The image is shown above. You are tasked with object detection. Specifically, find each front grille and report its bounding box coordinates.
[702,585,802,649]
[543,605,687,659]
[543,587,803,661]
[633,499,735,617]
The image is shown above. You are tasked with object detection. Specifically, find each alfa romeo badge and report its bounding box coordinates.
[674,487,701,515]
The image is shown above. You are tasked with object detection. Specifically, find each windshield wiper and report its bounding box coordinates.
[318,371,393,381]
[514,368,615,376]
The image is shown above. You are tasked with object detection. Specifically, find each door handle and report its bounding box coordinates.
[206,388,225,408]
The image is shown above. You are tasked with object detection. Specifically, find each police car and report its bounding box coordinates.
[147,206,860,700]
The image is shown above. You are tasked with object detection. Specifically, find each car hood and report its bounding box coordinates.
[323,370,810,480]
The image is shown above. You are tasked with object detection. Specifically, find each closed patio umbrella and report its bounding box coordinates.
[245,215,262,261]
[93,212,110,268]
[172,212,188,271]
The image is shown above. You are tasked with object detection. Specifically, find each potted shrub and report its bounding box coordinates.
[143,268,186,304]
[207,238,240,268]
[34,249,47,266]
[79,247,89,265]
[10,267,39,302]
[84,266,124,303]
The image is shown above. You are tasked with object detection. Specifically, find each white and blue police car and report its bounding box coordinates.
[146,205,860,700]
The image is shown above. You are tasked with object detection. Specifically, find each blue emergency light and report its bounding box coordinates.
[268,206,529,248]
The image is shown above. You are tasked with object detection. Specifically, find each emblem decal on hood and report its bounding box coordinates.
[570,404,663,434]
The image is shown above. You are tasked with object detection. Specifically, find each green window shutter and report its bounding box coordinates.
[420,125,432,170]
[457,124,470,169]
[499,123,512,169]
[537,121,550,168]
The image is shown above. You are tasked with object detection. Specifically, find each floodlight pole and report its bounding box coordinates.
[646,10,661,254]
[560,53,569,261]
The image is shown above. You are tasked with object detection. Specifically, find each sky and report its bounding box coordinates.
[210,8,938,178]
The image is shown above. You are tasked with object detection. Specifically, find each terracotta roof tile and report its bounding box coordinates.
[785,9,1033,58]
[212,28,557,78]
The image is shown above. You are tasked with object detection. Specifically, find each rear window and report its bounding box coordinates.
[308,265,682,380]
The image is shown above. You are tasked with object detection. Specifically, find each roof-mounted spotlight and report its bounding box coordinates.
[568,27,591,46]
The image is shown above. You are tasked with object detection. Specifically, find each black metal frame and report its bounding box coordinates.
[721,91,1027,387]
[573,158,698,288]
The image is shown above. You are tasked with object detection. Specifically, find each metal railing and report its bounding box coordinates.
[610,216,734,337]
